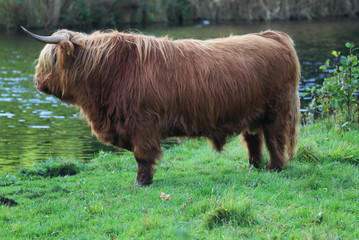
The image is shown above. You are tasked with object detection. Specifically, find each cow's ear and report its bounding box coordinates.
[57,40,74,68]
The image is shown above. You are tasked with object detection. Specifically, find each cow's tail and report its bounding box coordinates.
[282,32,301,160]
[287,90,300,159]
[259,30,301,159]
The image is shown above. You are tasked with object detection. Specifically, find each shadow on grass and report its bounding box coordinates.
[19,157,84,179]
[0,196,18,207]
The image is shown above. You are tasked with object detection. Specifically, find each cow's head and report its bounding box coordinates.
[22,27,79,104]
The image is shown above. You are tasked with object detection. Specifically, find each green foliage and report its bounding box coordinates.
[1,0,357,30]
[298,119,359,165]
[0,0,26,30]
[85,192,104,216]
[0,174,17,187]
[167,0,194,26]
[329,143,359,164]
[305,43,359,129]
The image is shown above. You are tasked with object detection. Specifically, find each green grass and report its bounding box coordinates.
[0,121,358,239]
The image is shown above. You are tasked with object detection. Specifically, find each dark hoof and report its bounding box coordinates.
[249,157,262,169]
[268,164,284,172]
[134,179,153,186]
[135,159,154,187]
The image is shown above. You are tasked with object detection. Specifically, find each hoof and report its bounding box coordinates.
[249,158,262,169]
[134,179,153,186]
[268,164,284,172]
[249,161,262,168]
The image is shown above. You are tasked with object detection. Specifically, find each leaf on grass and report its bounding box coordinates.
[160,192,171,200]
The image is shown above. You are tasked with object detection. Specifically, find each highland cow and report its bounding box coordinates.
[22,26,300,186]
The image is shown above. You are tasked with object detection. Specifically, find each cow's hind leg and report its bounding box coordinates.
[243,131,263,168]
[263,117,288,171]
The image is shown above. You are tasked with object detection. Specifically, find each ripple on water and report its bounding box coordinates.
[3,77,29,81]
[28,125,51,129]
[0,97,16,102]
[0,112,15,118]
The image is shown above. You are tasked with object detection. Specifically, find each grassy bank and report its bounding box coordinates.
[0,120,358,239]
[1,0,358,30]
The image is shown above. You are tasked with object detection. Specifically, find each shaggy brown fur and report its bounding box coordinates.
[34,29,300,186]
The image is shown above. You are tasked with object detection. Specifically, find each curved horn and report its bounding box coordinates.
[21,26,68,44]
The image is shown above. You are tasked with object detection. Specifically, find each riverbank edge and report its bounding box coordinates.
[1,0,359,31]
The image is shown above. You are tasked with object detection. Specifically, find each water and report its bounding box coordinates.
[1,19,358,173]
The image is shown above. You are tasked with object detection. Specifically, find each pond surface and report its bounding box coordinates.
[1,19,358,173]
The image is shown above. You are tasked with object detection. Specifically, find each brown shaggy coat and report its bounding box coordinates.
[34,29,300,185]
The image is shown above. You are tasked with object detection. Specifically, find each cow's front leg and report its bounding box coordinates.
[135,158,154,186]
[132,138,161,186]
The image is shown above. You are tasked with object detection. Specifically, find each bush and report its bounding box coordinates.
[305,42,359,130]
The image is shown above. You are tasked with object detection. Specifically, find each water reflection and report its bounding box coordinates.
[0,34,119,173]
[0,19,358,173]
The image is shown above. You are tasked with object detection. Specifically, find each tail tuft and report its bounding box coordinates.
[288,91,300,159]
